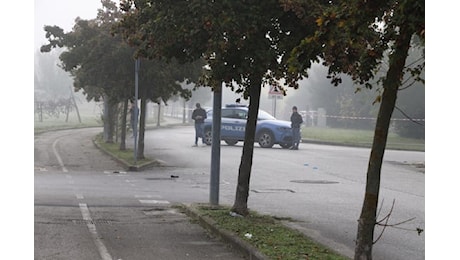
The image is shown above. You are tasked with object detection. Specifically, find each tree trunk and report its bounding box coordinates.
[231,76,262,216]
[107,99,118,143]
[103,95,117,143]
[354,26,413,260]
[65,102,70,123]
[119,99,128,151]
[137,98,147,159]
[157,102,161,127]
[69,85,81,123]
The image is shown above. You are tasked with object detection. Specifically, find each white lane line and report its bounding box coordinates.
[52,139,68,173]
[134,195,162,199]
[125,180,135,187]
[79,203,112,260]
[76,194,84,200]
[138,200,170,205]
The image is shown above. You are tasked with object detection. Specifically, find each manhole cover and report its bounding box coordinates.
[290,180,339,184]
[143,208,178,216]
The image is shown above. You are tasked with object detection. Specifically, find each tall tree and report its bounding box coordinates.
[116,0,310,215]
[280,0,424,259]
[134,58,199,159]
[41,0,199,151]
[41,0,135,143]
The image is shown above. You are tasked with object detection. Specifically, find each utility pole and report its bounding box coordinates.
[133,59,140,164]
[210,83,222,206]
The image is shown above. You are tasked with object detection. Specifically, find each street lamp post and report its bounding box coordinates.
[133,58,140,164]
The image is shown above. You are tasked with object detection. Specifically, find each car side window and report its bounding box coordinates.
[221,109,235,119]
[236,110,247,119]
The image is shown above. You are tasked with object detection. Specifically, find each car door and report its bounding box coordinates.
[232,108,247,139]
[220,108,246,140]
[220,108,236,139]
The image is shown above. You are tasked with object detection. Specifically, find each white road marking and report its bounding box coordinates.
[125,180,135,186]
[76,194,84,200]
[138,200,170,205]
[52,139,68,172]
[134,195,162,199]
[79,203,112,260]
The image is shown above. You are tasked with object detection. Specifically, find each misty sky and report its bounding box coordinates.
[35,0,103,50]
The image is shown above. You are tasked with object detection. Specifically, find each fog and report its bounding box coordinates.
[34,44,424,139]
[34,0,424,139]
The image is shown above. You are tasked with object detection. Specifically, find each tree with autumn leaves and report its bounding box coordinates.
[41,0,202,156]
[116,0,312,215]
[280,1,424,258]
[119,0,425,259]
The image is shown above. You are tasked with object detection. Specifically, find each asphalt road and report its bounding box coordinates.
[136,125,425,260]
[34,128,246,260]
[34,126,425,260]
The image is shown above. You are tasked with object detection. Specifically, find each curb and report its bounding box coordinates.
[181,203,270,260]
[92,121,186,171]
[92,137,160,171]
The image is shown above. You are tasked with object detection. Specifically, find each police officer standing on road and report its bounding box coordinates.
[192,103,207,146]
[290,106,303,150]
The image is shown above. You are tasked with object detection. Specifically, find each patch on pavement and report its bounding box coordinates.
[104,170,127,175]
[145,177,177,181]
[142,207,178,216]
[290,180,339,184]
[251,188,296,193]
[71,219,114,225]
[34,166,47,172]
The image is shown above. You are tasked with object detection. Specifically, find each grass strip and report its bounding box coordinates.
[195,205,349,260]
[302,127,424,151]
[94,134,153,166]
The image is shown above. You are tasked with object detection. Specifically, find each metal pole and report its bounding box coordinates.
[210,83,222,205]
[134,59,140,164]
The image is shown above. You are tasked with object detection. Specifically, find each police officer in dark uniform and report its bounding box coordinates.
[290,106,303,150]
[192,103,207,146]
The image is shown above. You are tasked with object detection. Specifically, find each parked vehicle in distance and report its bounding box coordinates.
[203,105,294,148]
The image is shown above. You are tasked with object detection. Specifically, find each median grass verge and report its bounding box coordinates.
[34,116,102,134]
[188,204,349,260]
[302,127,424,151]
[93,133,156,168]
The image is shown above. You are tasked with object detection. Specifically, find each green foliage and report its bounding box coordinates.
[115,0,318,215]
[116,0,311,94]
[41,0,201,104]
[281,0,424,88]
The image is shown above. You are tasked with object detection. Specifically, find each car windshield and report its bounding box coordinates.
[207,109,276,120]
[257,110,276,120]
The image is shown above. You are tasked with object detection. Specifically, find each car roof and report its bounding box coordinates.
[225,104,248,108]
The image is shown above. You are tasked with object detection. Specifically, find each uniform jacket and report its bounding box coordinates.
[192,108,207,124]
[290,112,303,128]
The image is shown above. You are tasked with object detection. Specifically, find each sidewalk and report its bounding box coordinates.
[94,117,271,259]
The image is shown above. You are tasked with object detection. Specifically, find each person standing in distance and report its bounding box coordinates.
[290,106,303,150]
[192,103,207,146]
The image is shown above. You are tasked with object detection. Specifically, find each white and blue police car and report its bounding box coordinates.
[202,105,294,148]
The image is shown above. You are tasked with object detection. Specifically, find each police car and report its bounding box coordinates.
[202,105,294,148]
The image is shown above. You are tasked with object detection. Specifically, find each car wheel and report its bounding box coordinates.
[258,130,275,148]
[204,128,212,145]
[224,139,238,146]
